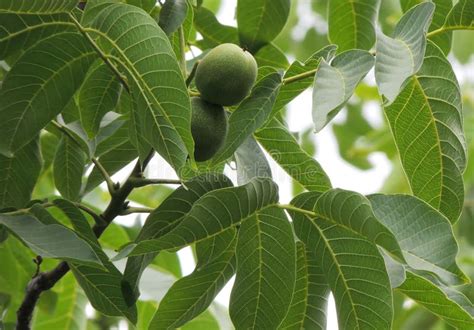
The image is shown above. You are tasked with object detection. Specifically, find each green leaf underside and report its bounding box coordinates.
[384,41,466,222]
[375,2,435,103]
[368,194,468,285]
[0,213,101,267]
[255,118,332,192]
[78,62,121,138]
[270,44,337,120]
[397,271,474,328]
[230,207,296,329]
[279,242,330,330]
[290,192,393,330]
[237,0,291,52]
[128,177,279,256]
[0,32,96,156]
[53,136,86,201]
[312,49,374,132]
[314,189,404,262]
[328,0,380,51]
[0,13,75,60]
[124,174,233,299]
[235,136,272,185]
[212,71,282,164]
[88,3,193,172]
[0,138,41,209]
[150,229,237,329]
[400,0,453,54]
[0,0,77,14]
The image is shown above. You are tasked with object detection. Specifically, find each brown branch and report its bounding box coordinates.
[16,151,155,330]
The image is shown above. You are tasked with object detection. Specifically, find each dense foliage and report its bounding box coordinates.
[0,0,473,329]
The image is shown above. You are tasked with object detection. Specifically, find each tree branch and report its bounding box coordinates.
[16,151,156,330]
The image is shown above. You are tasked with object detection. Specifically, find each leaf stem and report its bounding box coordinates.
[186,60,200,87]
[282,68,318,85]
[189,90,200,97]
[427,25,474,38]
[91,157,117,195]
[68,13,130,93]
[120,207,154,215]
[277,204,317,217]
[178,27,187,77]
[128,177,181,188]
[73,202,106,226]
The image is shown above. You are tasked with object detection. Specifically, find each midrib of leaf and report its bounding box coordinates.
[70,264,125,316]
[313,223,364,329]
[6,52,95,152]
[169,260,234,328]
[83,23,189,165]
[248,0,267,48]
[0,20,75,42]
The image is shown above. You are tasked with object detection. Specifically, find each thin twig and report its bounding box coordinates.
[91,157,117,195]
[73,202,106,226]
[16,151,156,330]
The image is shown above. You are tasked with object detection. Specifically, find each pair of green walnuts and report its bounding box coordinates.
[191,43,258,161]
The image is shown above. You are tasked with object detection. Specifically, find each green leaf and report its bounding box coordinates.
[33,273,88,330]
[0,235,36,325]
[124,174,233,300]
[229,207,296,329]
[78,62,121,138]
[128,177,279,256]
[255,118,332,192]
[53,136,86,201]
[313,189,405,261]
[212,71,281,164]
[52,199,96,242]
[158,0,187,35]
[0,213,102,267]
[0,13,75,60]
[254,43,289,69]
[0,33,96,156]
[397,271,474,328]
[290,193,393,330]
[0,138,42,210]
[270,45,337,119]
[279,242,330,330]
[368,194,468,285]
[126,0,156,12]
[150,229,236,329]
[375,2,435,102]
[0,0,77,14]
[88,3,194,172]
[312,49,374,132]
[444,0,474,30]
[193,6,238,49]
[328,0,380,51]
[237,0,291,52]
[384,41,466,222]
[235,136,272,185]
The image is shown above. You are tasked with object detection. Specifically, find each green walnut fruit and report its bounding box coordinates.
[195,43,258,106]
[191,97,228,162]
